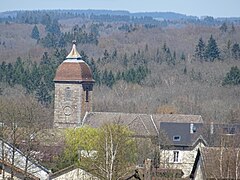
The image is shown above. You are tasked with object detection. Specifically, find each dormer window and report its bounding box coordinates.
[173,135,181,141]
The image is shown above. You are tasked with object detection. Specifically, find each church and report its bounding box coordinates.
[53,40,95,128]
[52,41,210,178]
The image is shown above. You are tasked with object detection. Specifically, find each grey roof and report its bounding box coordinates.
[159,122,206,147]
[152,114,203,130]
[82,112,203,137]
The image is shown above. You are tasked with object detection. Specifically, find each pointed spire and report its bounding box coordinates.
[66,40,82,60]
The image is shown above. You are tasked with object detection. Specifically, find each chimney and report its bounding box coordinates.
[190,123,196,134]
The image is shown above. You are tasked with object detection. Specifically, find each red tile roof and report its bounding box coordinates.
[54,60,94,82]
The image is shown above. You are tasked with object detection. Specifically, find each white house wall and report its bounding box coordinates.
[160,143,205,178]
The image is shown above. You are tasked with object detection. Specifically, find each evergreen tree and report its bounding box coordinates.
[231,43,240,60]
[116,71,122,81]
[195,37,205,61]
[183,66,187,74]
[123,53,128,67]
[223,66,240,85]
[230,23,236,33]
[204,35,220,61]
[6,63,14,86]
[41,13,51,26]
[41,33,58,48]
[31,25,40,40]
[102,49,110,63]
[12,57,25,85]
[180,52,186,61]
[90,24,100,37]
[45,19,61,35]
[111,49,117,60]
[219,22,228,33]
[35,81,52,106]
[107,70,115,88]
[29,62,41,93]
[101,70,108,85]
[58,35,67,48]
[0,61,7,82]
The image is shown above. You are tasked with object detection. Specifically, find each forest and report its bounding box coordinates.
[0,10,240,124]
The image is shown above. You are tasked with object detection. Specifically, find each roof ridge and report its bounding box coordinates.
[90,111,201,117]
[150,115,159,136]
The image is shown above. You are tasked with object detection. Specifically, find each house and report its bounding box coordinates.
[81,112,205,178]
[158,122,207,178]
[0,138,50,180]
[190,147,240,180]
[50,165,99,180]
[158,122,240,178]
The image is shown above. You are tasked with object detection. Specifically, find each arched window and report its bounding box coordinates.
[65,87,72,101]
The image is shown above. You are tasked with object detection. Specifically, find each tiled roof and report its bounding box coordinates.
[82,112,203,137]
[54,41,94,83]
[54,61,94,82]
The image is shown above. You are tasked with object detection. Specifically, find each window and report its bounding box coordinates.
[173,135,181,141]
[173,151,179,162]
[230,127,235,134]
[64,87,72,101]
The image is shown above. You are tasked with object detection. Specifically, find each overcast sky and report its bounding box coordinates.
[1,0,240,18]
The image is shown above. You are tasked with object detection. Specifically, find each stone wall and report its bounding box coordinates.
[160,142,205,178]
[54,83,92,128]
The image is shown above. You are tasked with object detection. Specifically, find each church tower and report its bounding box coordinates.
[53,41,94,128]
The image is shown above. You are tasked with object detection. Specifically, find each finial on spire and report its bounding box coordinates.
[66,40,81,60]
[72,40,77,44]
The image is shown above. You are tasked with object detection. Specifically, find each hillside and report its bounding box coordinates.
[0,10,240,123]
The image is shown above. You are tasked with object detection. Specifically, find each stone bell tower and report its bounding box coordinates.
[53,41,95,128]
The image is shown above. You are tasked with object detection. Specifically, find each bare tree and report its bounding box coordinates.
[0,88,50,179]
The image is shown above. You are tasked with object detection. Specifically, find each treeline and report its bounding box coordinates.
[30,16,99,48]
[0,10,168,26]
[0,49,67,105]
[195,35,240,61]
[1,10,85,24]
[81,50,150,88]
[2,10,240,28]
[0,10,159,25]
[0,48,150,105]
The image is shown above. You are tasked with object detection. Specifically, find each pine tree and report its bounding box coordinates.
[180,52,186,61]
[219,22,228,33]
[232,43,240,60]
[230,23,236,33]
[41,13,51,26]
[45,19,61,35]
[35,81,52,106]
[204,35,220,61]
[31,25,40,40]
[223,66,240,85]
[107,70,115,88]
[195,37,205,61]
